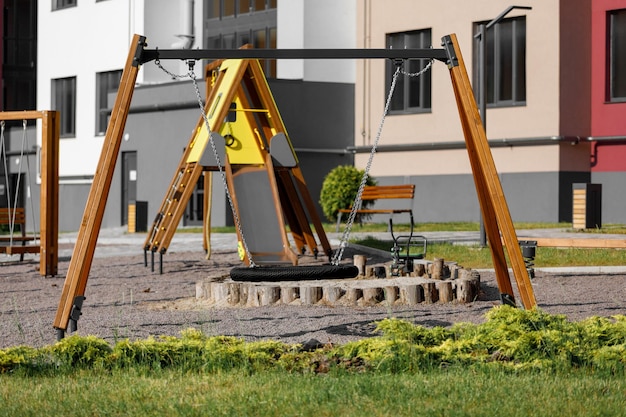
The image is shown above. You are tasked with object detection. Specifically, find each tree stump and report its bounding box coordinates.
[431,258,444,280]
[256,286,280,306]
[211,282,230,305]
[344,288,362,305]
[457,278,476,303]
[195,280,211,300]
[281,286,298,304]
[400,284,423,305]
[437,281,454,303]
[361,287,383,305]
[245,284,260,307]
[422,282,438,303]
[383,286,398,305]
[414,263,426,277]
[323,286,344,303]
[240,284,250,306]
[300,286,322,305]
[227,282,241,305]
[354,255,367,276]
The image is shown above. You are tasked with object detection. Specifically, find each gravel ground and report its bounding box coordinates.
[1,246,625,349]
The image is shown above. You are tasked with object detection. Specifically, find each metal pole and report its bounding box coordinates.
[477,5,532,248]
[479,23,487,247]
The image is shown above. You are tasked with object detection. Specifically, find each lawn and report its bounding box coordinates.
[1,308,625,416]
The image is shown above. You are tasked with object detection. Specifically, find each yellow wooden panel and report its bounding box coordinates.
[186,59,247,163]
[222,95,265,165]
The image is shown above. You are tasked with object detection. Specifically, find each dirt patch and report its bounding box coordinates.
[1,248,625,349]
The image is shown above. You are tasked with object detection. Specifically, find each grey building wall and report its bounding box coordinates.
[364,170,601,226]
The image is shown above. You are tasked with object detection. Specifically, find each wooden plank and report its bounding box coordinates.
[53,35,144,332]
[445,33,535,308]
[338,208,412,214]
[40,111,59,276]
[0,246,41,255]
[0,110,49,121]
[515,237,626,249]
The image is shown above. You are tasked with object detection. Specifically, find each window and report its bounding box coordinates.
[52,0,76,10]
[205,1,277,77]
[3,0,37,112]
[386,29,432,114]
[473,16,526,107]
[96,70,122,135]
[207,0,276,19]
[608,9,626,101]
[51,77,76,137]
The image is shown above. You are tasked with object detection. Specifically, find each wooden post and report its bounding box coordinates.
[431,258,444,280]
[354,254,366,276]
[40,111,59,276]
[53,35,145,333]
[443,34,536,309]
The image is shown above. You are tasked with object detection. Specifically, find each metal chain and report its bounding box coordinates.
[154,59,191,80]
[0,121,13,243]
[155,59,257,267]
[331,59,433,265]
[400,58,433,77]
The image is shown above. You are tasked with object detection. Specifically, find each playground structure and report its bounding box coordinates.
[143,55,332,273]
[53,33,537,339]
[0,111,59,276]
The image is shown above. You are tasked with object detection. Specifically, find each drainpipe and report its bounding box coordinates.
[173,0,195,49]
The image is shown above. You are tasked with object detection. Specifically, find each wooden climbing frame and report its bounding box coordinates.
[0,110,59,276]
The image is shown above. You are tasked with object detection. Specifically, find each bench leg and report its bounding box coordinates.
[335,213,343,233]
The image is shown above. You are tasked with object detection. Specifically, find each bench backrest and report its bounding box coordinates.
[0,208,26,226]
[361,185,415,201]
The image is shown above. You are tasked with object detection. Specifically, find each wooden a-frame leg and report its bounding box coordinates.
[53,35,145,335]
[444,33,536,309]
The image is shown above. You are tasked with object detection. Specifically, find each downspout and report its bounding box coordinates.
[173,0,195,49]
[361,0,371,147]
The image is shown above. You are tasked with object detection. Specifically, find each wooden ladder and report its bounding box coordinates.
[143,159,203,271]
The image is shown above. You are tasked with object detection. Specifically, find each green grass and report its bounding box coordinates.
[353,238,626,269]
[1,367,624,417]
[179,222,626,235]
[1,307,626,416]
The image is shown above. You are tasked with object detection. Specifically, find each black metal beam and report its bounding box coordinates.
[137,47,449,65]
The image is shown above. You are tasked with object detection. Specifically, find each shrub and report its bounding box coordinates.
[319,165,376,222]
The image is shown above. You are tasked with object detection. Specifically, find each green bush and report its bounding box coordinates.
[319,165,377,222]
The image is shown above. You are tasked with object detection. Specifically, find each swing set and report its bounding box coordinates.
[0,111,59,276]
[53,33,536,340]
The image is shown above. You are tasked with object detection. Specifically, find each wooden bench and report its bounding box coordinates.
[0,207,39,261]
[336,184,415,232]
